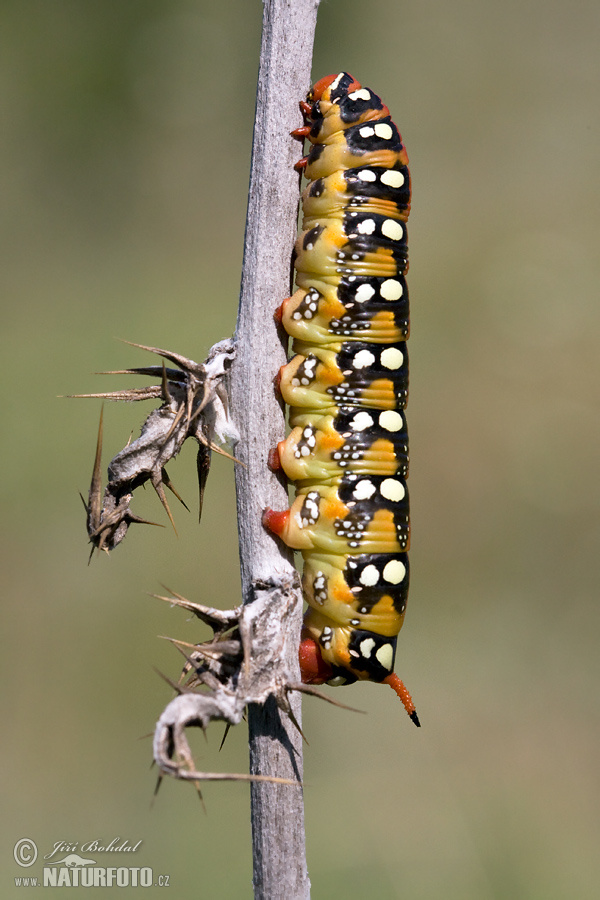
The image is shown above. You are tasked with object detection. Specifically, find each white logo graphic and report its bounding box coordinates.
[52,853,96,868]
[14,838,37,867]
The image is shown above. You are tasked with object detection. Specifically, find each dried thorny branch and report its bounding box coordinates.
[73,332,347,788]
[71,339,239,556]
[152,577,307,787]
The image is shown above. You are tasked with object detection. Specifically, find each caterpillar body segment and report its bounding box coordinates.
[265,72,418,725]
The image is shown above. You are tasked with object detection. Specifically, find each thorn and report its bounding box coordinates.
[219,723,231,752]
[287,682,366,714]
[161,468,190,512]
[282,700,309,745]
[196,445,212,522]
[127,513,165,529]
[161,362,173,404]
[152,774,163,802]
[194,783,206,812]
[151,473,177,534]
[207,441,244,465]
[190,380,210,419]
[163,640,203,674]
[118,340,203,377]
[87,406,104,539]
[152,666,186,695]
[157,635,199,651]
[95,366,184,382]
[294,156,308,173]
[164,403,186,443]
[159,635,239,664]
[151,587,240,631]
[69,387,163,401]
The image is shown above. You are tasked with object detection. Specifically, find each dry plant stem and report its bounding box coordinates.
[229,1,320,897]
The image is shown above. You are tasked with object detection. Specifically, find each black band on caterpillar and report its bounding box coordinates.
[264,73,419,726]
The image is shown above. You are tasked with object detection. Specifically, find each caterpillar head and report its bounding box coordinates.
[307,72,361,104]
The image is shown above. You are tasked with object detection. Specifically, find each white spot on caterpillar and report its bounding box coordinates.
[330,73,344,91]
[381,219,404,241]
[321,635,332,650]
[350,411,374,431]
[374,123,393,140]
[380,478,405,502]
[359,564,380,586]
[379,410,403,432]
[359,125,375,138]
[380,347,404,370]
[359,637,376,659]
[356,219,376,235]
[383,559,406,584]
[380,279,403,301]
[349,89,371,101]
[353,349,376,368]
[355,283,375,303]
[353,479,376,500]
[381,169,405,188]
[375,643,394,670]
[357,168,376,182]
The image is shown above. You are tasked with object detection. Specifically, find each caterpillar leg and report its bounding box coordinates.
[262,506,291,537]
[299,630,334,684]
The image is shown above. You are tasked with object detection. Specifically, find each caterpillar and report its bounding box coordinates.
[263,73,419,726]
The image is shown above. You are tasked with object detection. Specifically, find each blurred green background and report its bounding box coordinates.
[2,0,598,897]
